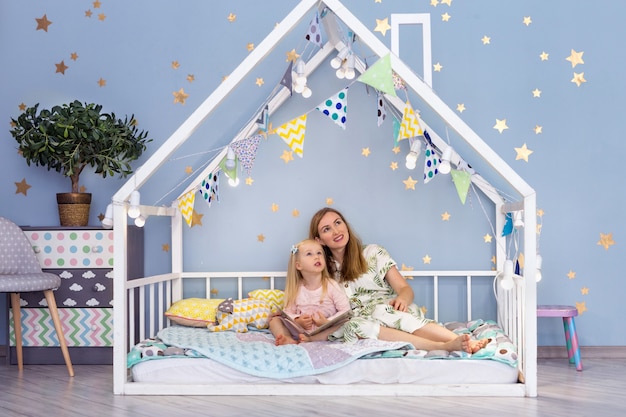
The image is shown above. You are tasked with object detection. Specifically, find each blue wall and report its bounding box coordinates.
[1,0,624,347]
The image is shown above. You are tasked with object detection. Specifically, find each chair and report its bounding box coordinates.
[537,305,583,371]
[0,216,74,376]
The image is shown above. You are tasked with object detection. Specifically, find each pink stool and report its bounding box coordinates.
[537,305,583,371]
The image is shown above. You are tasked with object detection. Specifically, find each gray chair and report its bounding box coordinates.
[0,216,74,376]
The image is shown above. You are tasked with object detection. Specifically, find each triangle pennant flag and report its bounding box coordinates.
[178,190,196,226]
[305,11,323,47]
[280,61,293,95]
[502,212,513,237]
[256,105,269,133]
[231,134,262,175]
[219,153,238,182]
[397,101,423,141]
[198,171,220,207]
[450,169,472,205]
[392,116,400,147]
[316,87,348,130]
[423,143,440,184]
[357,53,397,97]
[377,91,387,127]
[276,114,307,157]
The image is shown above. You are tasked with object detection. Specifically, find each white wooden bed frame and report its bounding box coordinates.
[110,0,537,397]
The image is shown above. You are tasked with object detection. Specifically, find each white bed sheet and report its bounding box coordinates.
[132,356,519,385]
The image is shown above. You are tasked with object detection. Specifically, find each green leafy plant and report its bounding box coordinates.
[10,100,152,193]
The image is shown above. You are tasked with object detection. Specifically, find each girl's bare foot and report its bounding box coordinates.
[298,334,311,343]
[275,334,298,346]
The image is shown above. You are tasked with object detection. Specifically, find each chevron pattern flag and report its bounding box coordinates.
[397,101,423,141]
[231,134,262,174]
[9,308,113,347]
[178,190,196,226]
[316,88,348,129]
[276,114,307,157]
[198,171,220,207]
[451,169,472,205]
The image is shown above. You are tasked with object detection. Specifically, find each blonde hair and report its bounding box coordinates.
[284,239,333,309]
[308,207,367,282]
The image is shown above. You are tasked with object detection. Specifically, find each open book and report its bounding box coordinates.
[280,309,352,337]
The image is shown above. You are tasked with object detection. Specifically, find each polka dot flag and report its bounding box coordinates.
[198,171,220,207]
[423,143,439,184]
[305,11,323,48]
[377,91,387,127]
[316,87,348,130]
[231,134,262,175]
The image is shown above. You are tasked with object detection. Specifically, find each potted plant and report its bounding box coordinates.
[10,100,152,226]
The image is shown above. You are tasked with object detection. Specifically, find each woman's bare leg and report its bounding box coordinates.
[378,325,472,353]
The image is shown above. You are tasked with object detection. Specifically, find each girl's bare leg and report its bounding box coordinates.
[269,317,298,345]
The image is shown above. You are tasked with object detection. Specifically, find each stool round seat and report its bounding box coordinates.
[537,305,578,318]
[0,273,61,292]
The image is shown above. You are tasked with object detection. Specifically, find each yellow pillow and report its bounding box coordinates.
[165,298,224,327]
[247,289,284,313]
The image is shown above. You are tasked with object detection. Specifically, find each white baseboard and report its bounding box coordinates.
[538,346,626,359]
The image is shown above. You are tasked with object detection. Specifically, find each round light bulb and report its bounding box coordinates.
[330,57,342,69]
[344,68,355,80]
[134,215,146,228]
[295,74,307,86]
[405,152,418,170]
[335,67,345,79]
[228,176,240,187]
[293,83,305,94]
[500,260,514,291]
[101,204,114,229]
[301,87,312,98]
[127,191,141,219]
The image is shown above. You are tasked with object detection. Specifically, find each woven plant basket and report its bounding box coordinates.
[57,193,92,227]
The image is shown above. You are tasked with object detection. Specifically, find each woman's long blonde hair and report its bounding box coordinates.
[284,239,333,309]
[308,207,367,282]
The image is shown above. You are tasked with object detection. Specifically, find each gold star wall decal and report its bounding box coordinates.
[185,166,193,174]
[280,150,294,163]
[292,209,300,217]
[93,0,101,8]
[403,176,417,190]
[85,10,93,18]
[15,178,31,195]
[173,88,189,104]
[456,103,466,113]
[597,232,615,250]
[171,61,180,69]
[211,288,219,296]
[491,255,496,264]
[422,255,432,264]
[79,185,87,193]
[392,146,400,154]
[374,18,391,36]
[19,103,26,111]
[191,210,203,227]
[390,161,398,170]
[361,147,371,157]
[55,61,68,74]
[286,49,300,63]
[483,234,493,243]
[571,72,586,87]
[540,51,549,61]
[534,125,543,134]
[247,43,255,52]
[97,78,106,87]
[255,78,264,86]
[187,74,195,82]
[537,208,545,217]
[433,62,443,72]
[441,0,452,5]
[441,211,451,221]
[481,36,491,45]
[400,264,413,273]
[523,16,532,26]
[36,14,53,32]
[515,143,533,162]
[532,88,541,97]
[493,119,509,133]
[575,301,587,315]
[98,13,106,21]
[245,177,254,185]
[566,49,584,68]
[326,197,334,205]
[441,13,451,22]
[227,13,236,22]
[581,287,589,295]
[430,0,439,6]
[566,270,576,279]
[257,234,265,242]
[70,52,78,61]
[271,203,279,212]
[162,243,170,252]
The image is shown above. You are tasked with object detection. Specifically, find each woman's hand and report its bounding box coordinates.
[385,266,414,312]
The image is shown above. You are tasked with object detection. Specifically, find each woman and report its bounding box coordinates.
[309,207,488,353]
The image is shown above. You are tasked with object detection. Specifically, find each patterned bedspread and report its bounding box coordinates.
[127,319,518,379]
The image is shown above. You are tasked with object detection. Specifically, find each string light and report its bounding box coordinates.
[127,191,141,219]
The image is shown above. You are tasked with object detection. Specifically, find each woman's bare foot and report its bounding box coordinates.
[442,334,472,353]
[275,334,298,346]
[469,338,491,353]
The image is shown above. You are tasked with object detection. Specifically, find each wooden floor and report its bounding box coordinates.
[1,359,624,416]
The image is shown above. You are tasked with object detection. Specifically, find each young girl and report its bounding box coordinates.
[269,239,351,345]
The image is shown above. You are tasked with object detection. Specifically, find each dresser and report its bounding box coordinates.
[9,226,143,365]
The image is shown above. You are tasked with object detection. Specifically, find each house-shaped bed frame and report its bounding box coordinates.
[111,0,537,397]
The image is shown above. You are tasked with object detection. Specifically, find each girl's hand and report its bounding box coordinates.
[312,312,329,326]
[296,314,314,330]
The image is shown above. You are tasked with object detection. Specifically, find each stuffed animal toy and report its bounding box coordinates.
[207,297,271,333]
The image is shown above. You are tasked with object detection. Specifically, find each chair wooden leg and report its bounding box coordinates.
[10,293,23,371]
[43,290,74,377]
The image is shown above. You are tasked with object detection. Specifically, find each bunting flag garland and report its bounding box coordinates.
[305,12,323,47]
[316,87,348,129]
[256,105,269,133]
[392,116,400,146]
[502,213,513,237]
[357,53,397,97]
[377,91,387,127]
[423,143,439,184]
[393,72,406,91]
[178,190,196,226]
[280,61,294,95]
[198,171,220,207]
[397,101,423,141]
[219,153,238,182]
[231,134,262,174]
[276,114,307,157]
[451,169,472,205]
